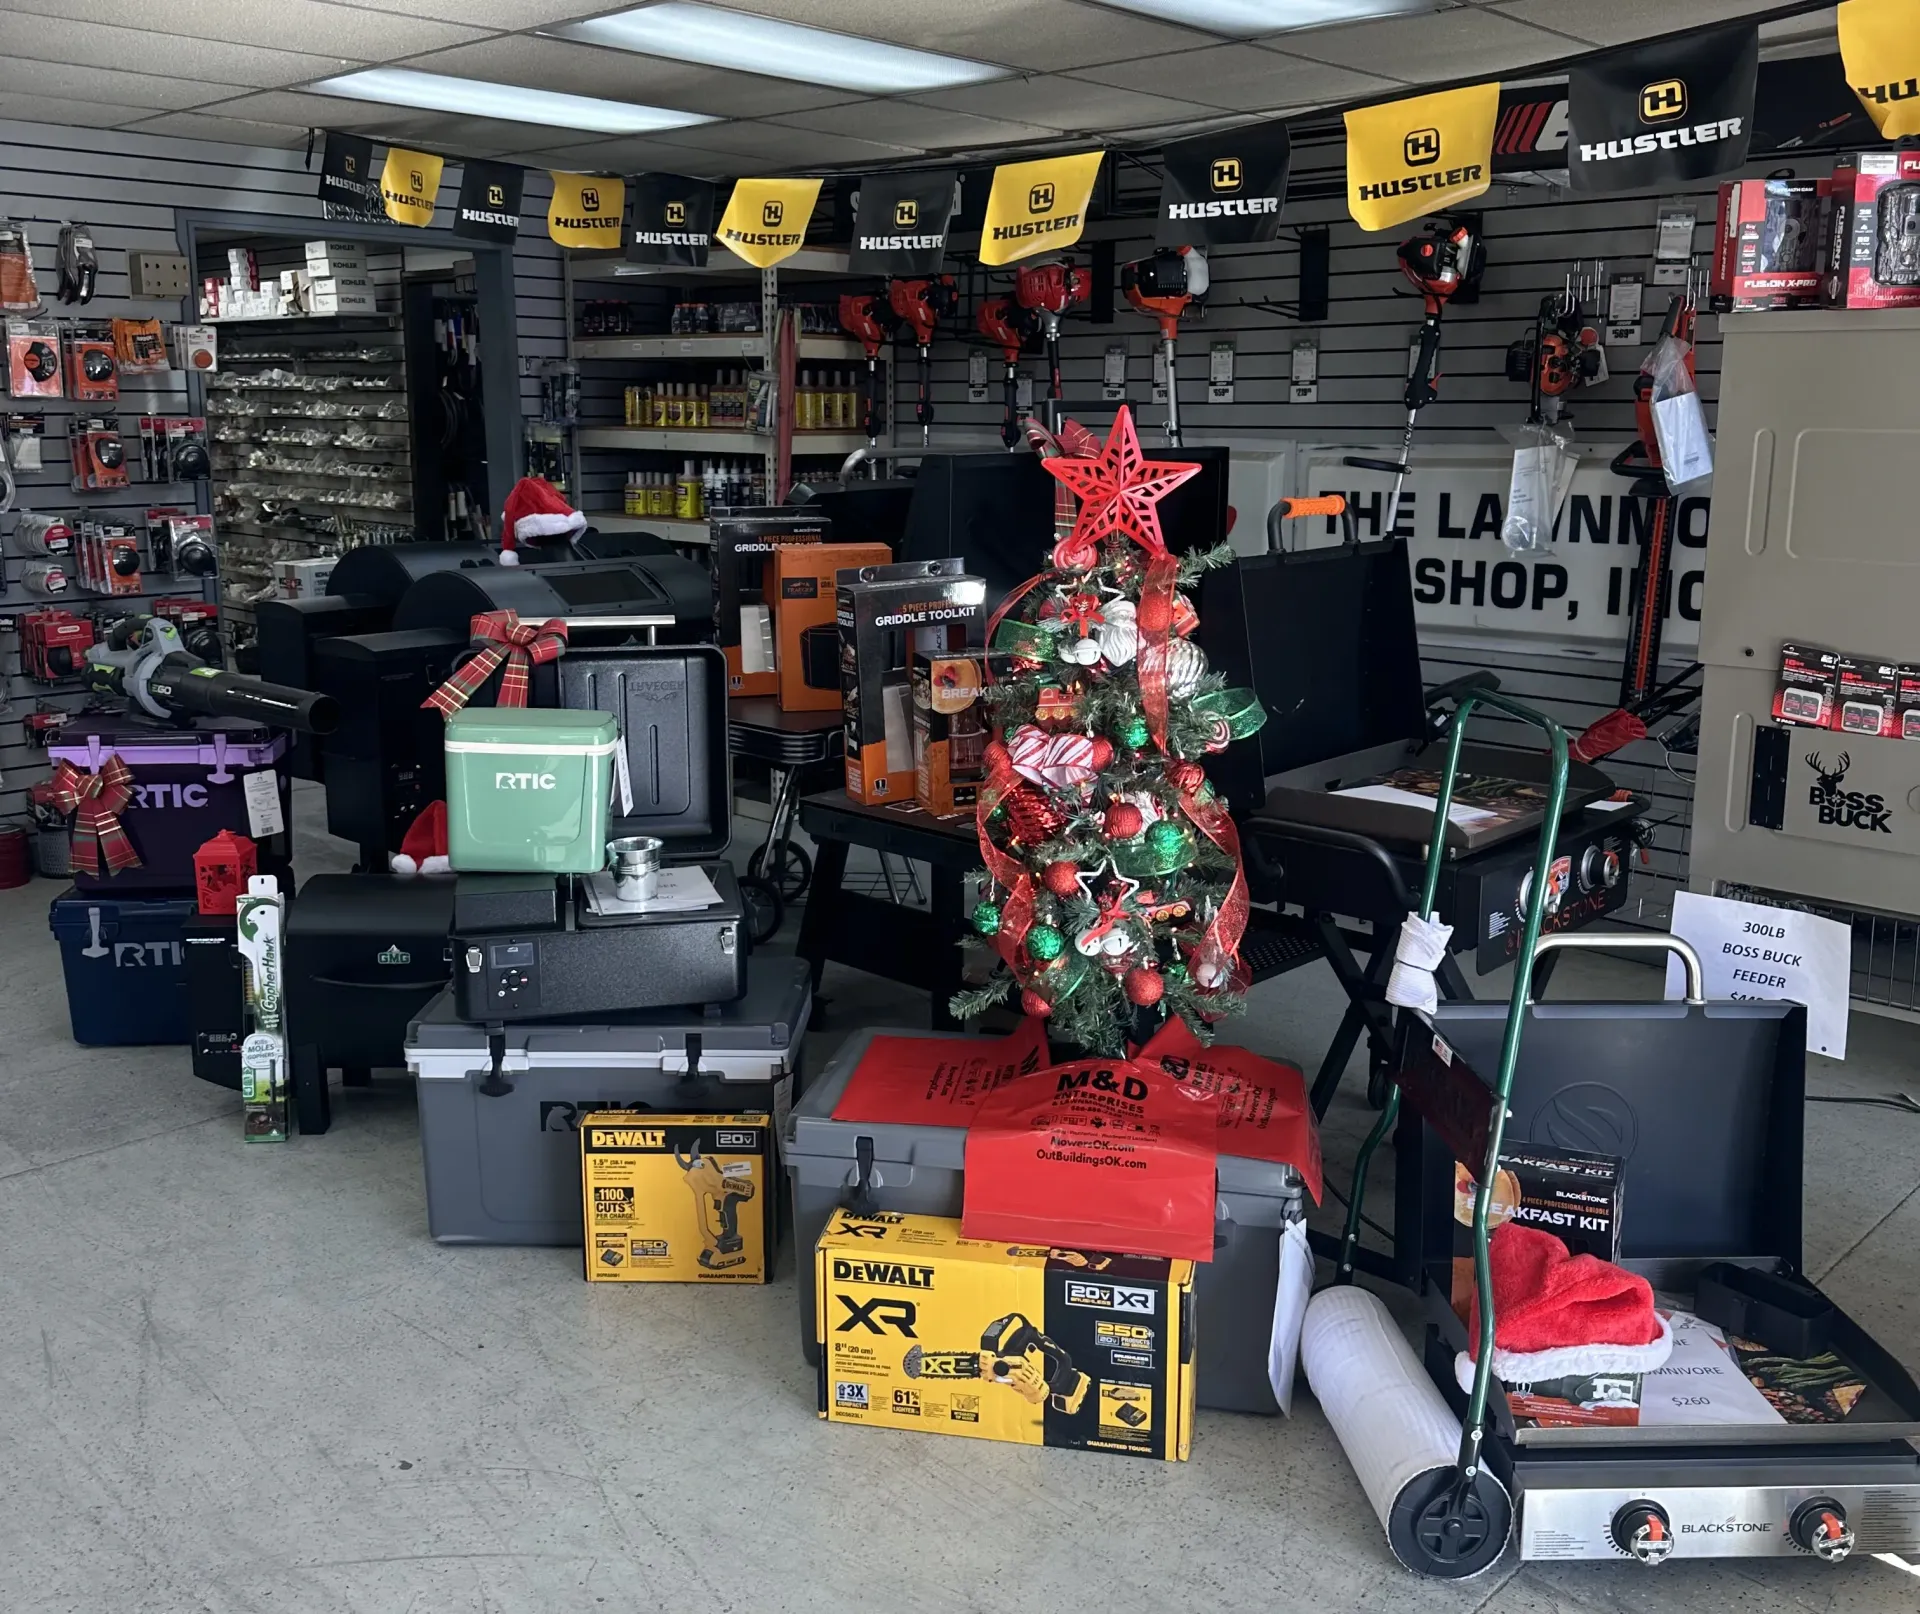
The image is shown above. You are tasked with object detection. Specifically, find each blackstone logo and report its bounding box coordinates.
[1579,116,1742,163]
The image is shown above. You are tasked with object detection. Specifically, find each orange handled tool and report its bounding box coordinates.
[1276,495,1346,519]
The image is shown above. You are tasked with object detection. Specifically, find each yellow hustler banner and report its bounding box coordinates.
[1840,0,1920,138]
[979,151,1103,267]
[380,147,444,227]
[715,177,824,267]
[548,171,625,249]
[1345,83,1499,232]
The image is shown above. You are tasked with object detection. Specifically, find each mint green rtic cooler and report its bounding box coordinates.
[444,709,619,873]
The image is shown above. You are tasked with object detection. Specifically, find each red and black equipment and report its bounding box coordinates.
[976,296,1035,450]
[837,291,896,449]
[1342,217,1484,535]
[1013,258,1091,404]
[22,608,95,683]
[888,274,958,447]
[1121,245,1209,447]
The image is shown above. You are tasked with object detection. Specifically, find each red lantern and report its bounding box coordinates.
[194,829,257,916]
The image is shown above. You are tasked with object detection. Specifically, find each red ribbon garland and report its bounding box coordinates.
[48,756,142,877]
[1173,767,1251,1001]
[423,610,569,716]
[1135,551,1180,751]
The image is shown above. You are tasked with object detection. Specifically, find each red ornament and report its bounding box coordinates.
[1042,860,1082,898]
[985,738,1010,773]
[1171,593,1200,637]
[1135,591,1173,634]
[1123,966,1165,1007]
[1005,787,1066,846]
[1020,988,1054,1018]
[1041,406,1202,571]
[1167,761,1206,793]
[1088,737,1114,770]
[1035,686,1077,727]
[1105,801,1145,840]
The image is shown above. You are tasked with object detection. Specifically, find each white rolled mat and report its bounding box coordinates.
[1301,1285,1463,1536]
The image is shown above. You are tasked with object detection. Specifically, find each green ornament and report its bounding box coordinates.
[1145,820,1193,867]
[1120,715,1152,750]
[1026,923,1067,963]
[987,803,1008,824]
[971,900,1002,936]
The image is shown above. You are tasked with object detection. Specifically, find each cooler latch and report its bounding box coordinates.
[477,1026,514,1098]
[846,1135,880,1216]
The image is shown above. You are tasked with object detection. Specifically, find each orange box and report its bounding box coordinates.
[770,542,888,712]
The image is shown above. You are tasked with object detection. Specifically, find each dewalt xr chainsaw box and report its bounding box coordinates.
[815,1209,1195,1459]
[581,1112,773,1283]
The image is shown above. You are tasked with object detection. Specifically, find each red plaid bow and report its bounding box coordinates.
[423,610,569,716]
[48,755,142,877]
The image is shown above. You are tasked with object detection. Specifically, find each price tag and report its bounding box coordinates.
[1207,340,1234,404]
[1152,347,1169,405]
[1289,340,1318,404]
[1653,205,1696,285]
[1606,273,1643,346]
[966,350,989,403]
[1014,375,1033,410]
[242,770,284,838]
[613,737,634,816]
[1102,342,1127,401]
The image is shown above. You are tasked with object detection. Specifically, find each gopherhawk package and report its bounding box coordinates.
[848,170,957,277]
[1345,82,1499,232]
[628,174,716,268]
[816,1210,1194,1460]
[1156,121,1289,247]
[582,1112,773,1283]
[1567,22,1758,192]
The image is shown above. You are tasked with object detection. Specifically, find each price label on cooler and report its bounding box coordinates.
[242,770,284,838]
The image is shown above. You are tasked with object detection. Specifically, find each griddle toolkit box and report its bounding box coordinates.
[837,559,984,806]
[710,508,831,697]
[582,1112,774,1283]
[816,1209,1195,1461]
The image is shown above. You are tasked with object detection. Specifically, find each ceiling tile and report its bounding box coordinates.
[768,101,1059,151]
[907,73,1215,134]
[650,120,923,165]
[304,0,620,23]
[393,36,853,117]
[0,13,349,86]
[697,0,1213,73]
[526,136,739,174]
[1484,0,1792,47]
[1273,6,1572,78]
[1073,41,1400,109]
[119,109,313,146]
[0,90,157,128]
[0,55,233,112]
[202,89,591,152]
[0,0,492,58]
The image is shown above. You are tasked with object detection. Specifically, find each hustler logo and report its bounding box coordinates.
[895,198,918,227]
[666,200,686,224]
[637,194,707,247]
[1028,182,1054,214]
[1856,76,1920,108]
[1579,115,1742,164]
[763,200,784,227]
[859,194,945,254]
[494,771,558,790]
[1640,79,1687,122]
[1404,128,1441,166]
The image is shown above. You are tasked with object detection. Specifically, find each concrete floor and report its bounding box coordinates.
[5,793,1920,1613]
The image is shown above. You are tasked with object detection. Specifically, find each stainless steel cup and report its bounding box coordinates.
[607,835,663,902]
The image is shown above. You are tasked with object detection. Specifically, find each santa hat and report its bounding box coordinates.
[499,476,585,567]
[1455,1222,1672,1391]
[390,800,451,878]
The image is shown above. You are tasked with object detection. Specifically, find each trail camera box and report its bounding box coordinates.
[1710,178,1827,312]
[913,648,988,816]
[711,508,832,697]
[581,1111,774,1283]
[1824,151,1920,311]
[837,559,984,806]
[816,1209,1194,1460]
[770,542,889,713]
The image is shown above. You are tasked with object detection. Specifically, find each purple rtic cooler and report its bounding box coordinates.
[47,716,291,894]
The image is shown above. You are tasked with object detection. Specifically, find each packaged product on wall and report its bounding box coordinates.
[1835,656,1899,738]
[1772,642,1841,728]
[8,316,63,397]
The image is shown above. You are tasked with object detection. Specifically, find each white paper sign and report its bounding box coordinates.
[1665,891,1851,1058]
[1640,1309,1784,1428]
[966,350,989,403]
[242,770,284,838]
[1267,1218,1313,1417]
[1208,339,1234,404]
[1102,342,1127,401]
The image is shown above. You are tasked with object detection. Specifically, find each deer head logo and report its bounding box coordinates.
[1807,751,1850,798]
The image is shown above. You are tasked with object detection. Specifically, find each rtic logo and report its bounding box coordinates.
[762,200,784,227]
[494,771,557,790]
[831,1259,934,1288]
[488,183,506,207]
[114,940,182,968]
[1028,182,1055,214]
[1210,157,1242,193]
[834,1295,918,1336]
[1404,128,1441,166]
[131,783,208,809]
[376,944,411,966]
[1639,79,1687,122]
[580,187,601,213]
[666,200,686,224]
[894,198,918,228]
[1065,1280,1156,1314]
[1857,77,1920,107]
[1807,751,1891,834]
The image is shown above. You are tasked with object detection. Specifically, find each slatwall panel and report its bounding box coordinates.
[891,151,1753,923]
[0,118,555,825]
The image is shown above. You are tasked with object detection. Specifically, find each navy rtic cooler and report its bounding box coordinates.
[48,888,196,1045]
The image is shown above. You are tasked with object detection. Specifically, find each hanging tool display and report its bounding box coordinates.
[975,296,1035,450]
[1121,245,1209,448]
[888,274,958,447]
[1609,272,1698,707]
[1343,218,1484,535]
[837,291,896,453]
[1504,261,1607,422]
[1013,258,1092,405]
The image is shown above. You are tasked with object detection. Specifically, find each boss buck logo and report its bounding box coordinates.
[494,771,557,790]
[1807,751,1891,834]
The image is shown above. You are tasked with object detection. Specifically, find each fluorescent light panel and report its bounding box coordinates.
[309,67,717,135]
[552,3,1006,93]
[1094,0,1430,36]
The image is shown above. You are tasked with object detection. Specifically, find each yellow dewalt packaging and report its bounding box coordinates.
[581,1112,773,1283]
[816,1210,1195,1460]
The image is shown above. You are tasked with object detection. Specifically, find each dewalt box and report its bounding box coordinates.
[816,1209,1194,1460]
[581,1111,774,1283]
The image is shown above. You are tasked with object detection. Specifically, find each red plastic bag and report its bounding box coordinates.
[831,1018,1049,1127]
[1135,1018,1323,1202]
[962,1055,1221,1261]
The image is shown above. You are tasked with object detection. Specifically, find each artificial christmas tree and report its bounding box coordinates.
[951,407,1267,1053]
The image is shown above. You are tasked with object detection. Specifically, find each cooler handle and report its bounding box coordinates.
[1530,932,1704,1005]
[208,732,234,784]
[477,1028,513,1097]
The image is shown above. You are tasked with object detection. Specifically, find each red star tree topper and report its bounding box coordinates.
[1041,405,1200,569]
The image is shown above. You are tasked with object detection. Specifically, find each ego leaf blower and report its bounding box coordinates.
[888,274,958,447]
[837,291,897,451]
[1122,245,1209,448]
[86,615,338,734]
[1343,217,1484,536]
[1014,258,1091,405]
[976,295,1035,450]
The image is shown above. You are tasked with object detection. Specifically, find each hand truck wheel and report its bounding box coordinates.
[1366,1046,1394,1110]
[739,874,785,947]
[1389,1466,1512,1579]
[747,840,813,902]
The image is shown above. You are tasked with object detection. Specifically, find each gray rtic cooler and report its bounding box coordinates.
[786,1027,1308,1415]
[410,957,810,1245]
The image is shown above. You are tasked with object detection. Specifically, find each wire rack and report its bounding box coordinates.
[1717,881,1920,1014]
